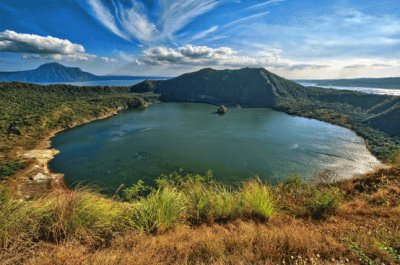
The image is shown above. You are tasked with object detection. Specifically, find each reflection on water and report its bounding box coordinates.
[298,83,400,96]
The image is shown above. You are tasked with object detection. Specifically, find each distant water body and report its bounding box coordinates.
[298,82,400,96]
[49,103,381,192]
[36,78,168,87]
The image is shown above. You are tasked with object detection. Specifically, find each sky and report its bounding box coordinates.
[0,0,400,79]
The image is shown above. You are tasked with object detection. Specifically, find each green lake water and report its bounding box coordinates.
[49,103,381,192]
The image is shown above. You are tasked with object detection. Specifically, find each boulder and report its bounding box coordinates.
[217,105,228,114]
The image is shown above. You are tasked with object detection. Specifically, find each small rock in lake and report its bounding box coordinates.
[217,105,228,114]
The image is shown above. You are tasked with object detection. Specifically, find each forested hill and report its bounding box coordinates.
[0,62,151,83]
[131,67,308,106]
[297,77,400,89]
[132,67,400,161]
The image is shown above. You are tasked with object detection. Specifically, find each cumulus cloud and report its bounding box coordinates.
[134,44,331,72]
[0,30,95,61]
[140,45,239,65]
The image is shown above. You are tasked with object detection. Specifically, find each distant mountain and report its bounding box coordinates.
[297,77,400,89]
[0,62,154,83]
[132,67,400,160]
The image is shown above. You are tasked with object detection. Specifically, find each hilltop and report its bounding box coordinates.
[132,67,400,160]
[0,62,154,83]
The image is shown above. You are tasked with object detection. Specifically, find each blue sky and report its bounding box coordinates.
[0,0,400,78]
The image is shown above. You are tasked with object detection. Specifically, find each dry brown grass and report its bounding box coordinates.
[20,219,352,265]
[1,164,399,265]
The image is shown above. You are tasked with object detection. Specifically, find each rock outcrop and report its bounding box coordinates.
[217,105,228,114]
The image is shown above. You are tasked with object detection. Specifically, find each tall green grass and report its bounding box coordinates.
[0,173,279,248]
[131,187,188,233]
[0,190,133,247]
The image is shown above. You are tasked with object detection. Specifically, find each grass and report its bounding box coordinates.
[131,187,188,233]
[0,165,399,264]
[0,189,134,248]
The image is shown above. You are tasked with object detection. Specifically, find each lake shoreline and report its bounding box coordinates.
[15,102,156,198]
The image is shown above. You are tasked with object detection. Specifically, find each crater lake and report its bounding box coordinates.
[49,103,381,192]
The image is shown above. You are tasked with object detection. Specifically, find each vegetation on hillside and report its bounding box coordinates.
[0,82,158,180]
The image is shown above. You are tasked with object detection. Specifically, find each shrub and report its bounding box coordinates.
[304,189,339,220]
[123,180,148,202]
[0,160,26,179]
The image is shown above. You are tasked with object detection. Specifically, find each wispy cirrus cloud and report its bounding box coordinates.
[0,30,95,61]
[158,0,221,40]
[246,0,285,10]
[88,0,158,42]
[190,26,219,42]
[87,0,222,44]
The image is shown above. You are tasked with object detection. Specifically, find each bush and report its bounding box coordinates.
[0,160,26,179]
[304,189,339,220]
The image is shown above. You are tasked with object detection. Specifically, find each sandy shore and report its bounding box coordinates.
[15,109,127,198]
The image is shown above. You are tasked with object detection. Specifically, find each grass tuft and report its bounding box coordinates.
[131,187,188,233]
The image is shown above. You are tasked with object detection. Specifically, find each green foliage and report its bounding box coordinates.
[155,169,215,189]
[239,179,275,221]
[347,240,375,265]
[377,242,400,263]
[0,160,26,179]
[0,190,134,247]
[131,187,188,233]
[0,185,9,204]
[123,180,148,202]
[304,189,339,220]
[0,82,156,170]
[186,182,239,223]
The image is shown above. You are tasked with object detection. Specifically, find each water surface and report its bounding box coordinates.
[50,103,381,192]
[298,82,400,96]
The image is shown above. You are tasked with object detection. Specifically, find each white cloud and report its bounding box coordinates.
[0,30,95,61]
[190,26,219,42]
[87,0,221,44]
[224,11,270,28]
[135,44,331,71]
[159,0,221,40]
[246,0,285,10]
[119,2,159,42]
[87,0,130,40]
